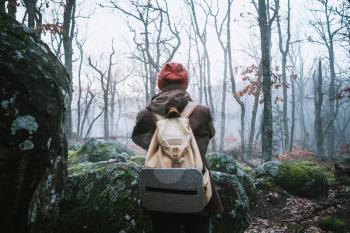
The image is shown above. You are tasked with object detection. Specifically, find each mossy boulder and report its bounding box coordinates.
[318,216,346,233]
[255,160,329,198]
[0,13,70,233]
[129,155,145,165]
[275,161,329,198]
[206,152,238,173]
[255,161,282,178]
[68,139,134,164]
[254,177,284,193]
[206,152,256,202]
[55,160,251,233]
[211,172,251,233]
[55,161,151,233]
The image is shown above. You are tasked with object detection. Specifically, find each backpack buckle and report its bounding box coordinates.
[171,148,181,167]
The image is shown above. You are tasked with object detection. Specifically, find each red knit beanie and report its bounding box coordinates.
[158,62,189,90]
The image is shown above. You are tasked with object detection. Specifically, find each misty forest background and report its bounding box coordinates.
[3,0,350,162]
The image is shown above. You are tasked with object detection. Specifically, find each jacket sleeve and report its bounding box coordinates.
[208,110,216,139]
[131,108,156,150]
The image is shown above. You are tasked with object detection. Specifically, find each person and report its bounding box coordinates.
[131,62,223,233]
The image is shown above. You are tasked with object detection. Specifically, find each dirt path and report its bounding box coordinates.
[245,184,350,233]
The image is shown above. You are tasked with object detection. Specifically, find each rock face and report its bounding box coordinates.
[68,138,134,164]
[0,13,70,233]
[211,172,251,233]
[55,145,251,233]
[255,160,329,198]
[206,152,256,202]
[255,161,282,178]
[56,161,152,233]
[275,161,329,198]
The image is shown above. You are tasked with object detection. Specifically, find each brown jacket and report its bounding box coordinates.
[131,85,224,215]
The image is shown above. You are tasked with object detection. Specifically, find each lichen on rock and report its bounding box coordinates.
[275,160,329,198]
[55,146,251,233]
[11,115,38,135]
[206,152,256,203]
[0,12,70,233]
[68,139,133,164]
[255,160,329,198]
[255,161,282,178]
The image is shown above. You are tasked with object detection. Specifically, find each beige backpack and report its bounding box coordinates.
[144,101,212,205]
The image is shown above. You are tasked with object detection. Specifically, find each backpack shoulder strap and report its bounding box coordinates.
[180,101,199,118]
[153,112,165,121]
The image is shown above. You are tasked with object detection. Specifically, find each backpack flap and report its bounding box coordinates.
[139,168,206,213]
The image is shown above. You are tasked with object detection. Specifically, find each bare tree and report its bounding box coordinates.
[309,0,344,156]
[257,0,279,161]
[21,0,43,37]
[7,0,17,18]
[314,59,324,157]
[63,0,77,139]
[187,0,217,150]
[104,0,181,99]
[208,0,229,152]
[225,0,247,159]
[276,0,291,151]
[109,69,132,136]
[79,83,97,138]
[75,36,86,139]
[88,41,116,140]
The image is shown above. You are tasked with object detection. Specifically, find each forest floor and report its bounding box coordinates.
[244,165,350,233]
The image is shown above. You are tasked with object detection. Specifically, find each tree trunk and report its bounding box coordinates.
[289,74,295,151]
[297,80,308,145]
[281,55,289,150]
[276,0,291,151]
[314,59,324,157]
[258,0,273,161]
[80,91,95,138]
[104,94,109,139]
[227,0,245,159]
[0,1,5,13]
[7,0,17,19]
[220,52,227,152]
[248,63,262,157]
[327,41,336,156]
[24,0,36,29]
[63,0,76,139]
[188,0,216,150]
[76,40,84,139]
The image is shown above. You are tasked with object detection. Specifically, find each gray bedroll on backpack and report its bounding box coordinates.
[139,168,206,213]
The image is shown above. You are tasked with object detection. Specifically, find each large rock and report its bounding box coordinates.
[206,152,256,202]
[55,160,251,233]
[211,172,251,233]
[275,161,329,198]
[255,160,329,198]
[55,161,151,233]
[255,161,282,178]
[68,138,134,164]
[0,13,70,233]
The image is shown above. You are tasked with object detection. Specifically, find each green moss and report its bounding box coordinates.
[239,164,253,174]
[129,156,145,165]
[57,161,151,233]
[67,139,134,164]
[255,177,282,192]
[68,150,78,160]
[275,161,328,198]
[318,216,346,233]
[255,161,282,178]
[206,152,238,174]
